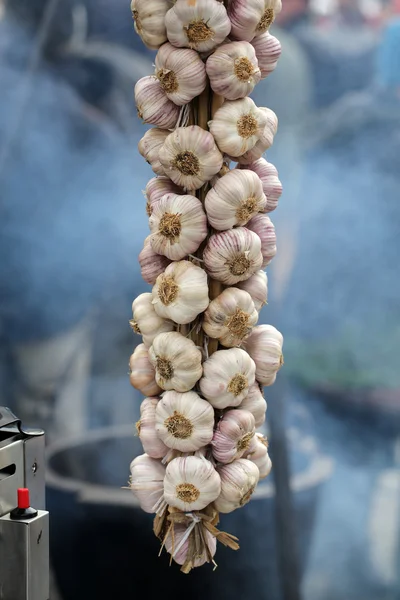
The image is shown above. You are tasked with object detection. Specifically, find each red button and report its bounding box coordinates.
[17,488,30,510]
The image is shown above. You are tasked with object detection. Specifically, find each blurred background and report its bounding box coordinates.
[1,0,400,598]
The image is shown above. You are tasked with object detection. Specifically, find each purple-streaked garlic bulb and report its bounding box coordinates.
[212,409,255,464]
[137,397,168,459]
[129,344,162,397]
[135,76,180,129]
[214,458,260,513]
[130,454,166,513]
[165,523,217,567]
[227,0,282,42]
[148,332,203,392]
[206,41,261,100]
[130,0,171,50]
[138,236,171,285]
[238,382,267,428]
[131,293,174,348]
[251,32,282,79]
[164,455,221,511]
[138,128,170,176]
[237,270,268,312]
[243,324,284,386]
[145,176,182,217]
[155,43,207,106]
[203,288,258,348]
[240,158,282,213]
[246,213,277,267]
[246,433,272,479]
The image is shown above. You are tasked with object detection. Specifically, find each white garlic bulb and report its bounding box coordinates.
[246,213,277,267]
[212,409,256,464]
[243,324,284,386]
[227,0,282,42]
[152,260,209,325]
[214,458,260,513]
[239,158,282,213]
[131,293,174,348]
[139,236,171,285]
[246,433,272,479]
[155,43,207,106]
[235,108,278,165]
[138,128,169,176]
[145,176,182,217]
[137,397,169,459]
[251,32,282,79]
[155,390,214,452]
[131,0,171,49]
[204,228,263,285]
[203,288,258,348]
[149,193,208,261]
[238,382,267,428]
[148,331,203,392]
[204,169,266,230]
[200,348,256,409]
[206,41,261,100]
[129,344,162,397]
[165,523,216,567]
[209,97,269,157]
[130,454,166,513]
[135,76,180,129]
[159,126,223,191]
[165,0,231,53]
[164,455,221,511]
[237,270,268,311]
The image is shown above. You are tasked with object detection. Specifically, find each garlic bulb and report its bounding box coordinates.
[164,455,221,511]
[159,126,223,191]
[131,293,174,347]
[149,193,207,261]
[239,158,282,213]
[139,236,171,285]
[200,348,256,409]
[155,390,214,451]
[212,409,256,464]
[129,344,162,397]
[130,454,166,513]
[246,433,272,479]
[155,43,207,106]
[214,459,260,513]
[131,0,171,49]
[165,523,216,567]
[251,32,282,79]
[238,382,267,428]
[203,288,258,348]
[152,260,209,325]
[204,169,266,230]
[209,97,269,157]
[148,331,203,392]
[137,397,169,459]
[145,176,182,217]
[236,108,278,165]
[243,325,284,386]
[206,41,261,100]
[165,0,231,53]
[135,76,180,129]
[203,228,263,285]
[237,270,268,311]
[138,129,170,176]
[246,214,277,267]
[228,0,282,42]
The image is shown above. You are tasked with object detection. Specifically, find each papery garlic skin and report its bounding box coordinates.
[135,76,180,129]
[203,288,258,348]
[138,129,170,177]
[130,454,166,513]
[243,324,284,386]
[228,0,282,42]
[131,293,174,347]
[246,433,272,479]
[209,97,268,157]
[148,332,203,392]
[238,382,267,428]
[212,409,256,464]
[237,270,268,312]
[155,43,207,106]
[164,455,221,511]
[251,32,282,79]
[214,458,260,513]
[204,228,263,285]
[200,348,256,409]
[152,260,209,325]
[155,390,214,452]
[149,193,208,261]
[137,397,169,459]
[129,344,162,397]
[139,236,171,285]
[165,0,231,53]
[145,176,182,217]
[205,170,266,230]
[131,0,171,50]
[240,158,282,213]
[165,523,216,567]
[206,41,261,101]
[159,126,223,191]
[235,108,278,165]
[246,213,277,267]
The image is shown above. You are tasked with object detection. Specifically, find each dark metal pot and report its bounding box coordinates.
[46,425,332,600]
